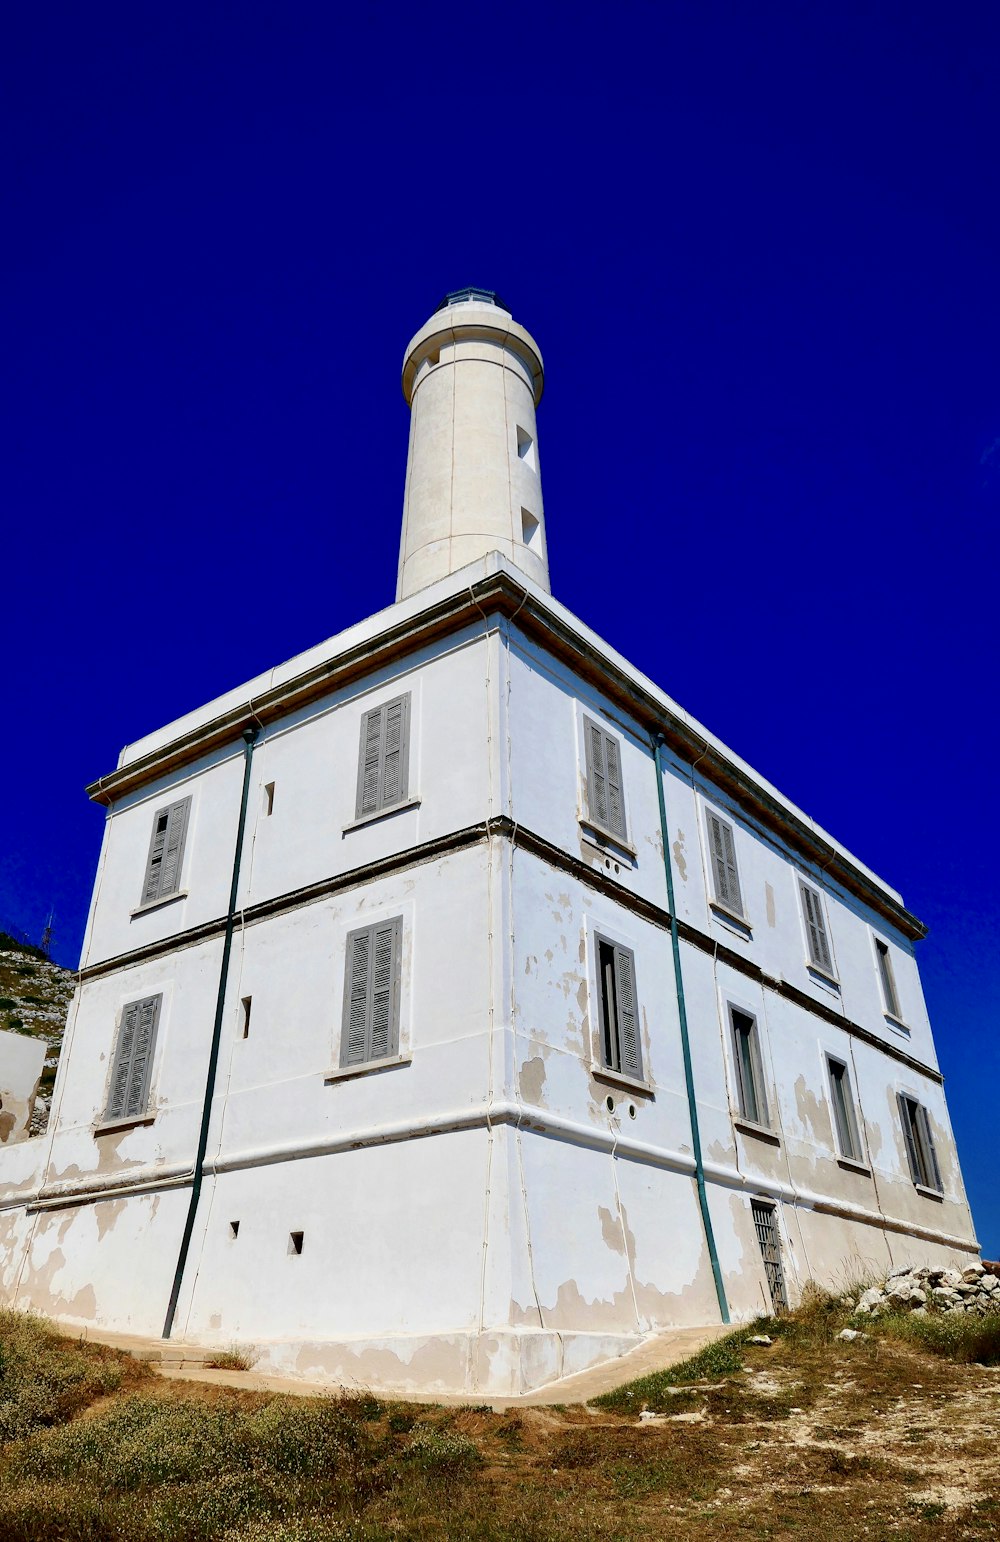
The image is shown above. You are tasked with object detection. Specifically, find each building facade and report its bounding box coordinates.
[0,291,978,1396]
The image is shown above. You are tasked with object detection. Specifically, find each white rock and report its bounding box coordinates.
[748,1335,773,1347]
[858,1287,884,1311]
[963,1264,986,1282]
[837,1328,863,1341]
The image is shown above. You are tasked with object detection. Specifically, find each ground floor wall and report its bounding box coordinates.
[0,1114,980,1396]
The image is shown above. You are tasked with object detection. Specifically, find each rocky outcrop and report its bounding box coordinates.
[850,1261,1000,1317]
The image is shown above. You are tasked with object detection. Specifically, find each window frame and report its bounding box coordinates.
[705,807,746,921]
[593,931,643,1084]
[354,693,411,822]
[826,1053,863,1164]
[139,796,191,909]
[729,1005,770,1129]
[798,879,836,980]
[897,1092,943,1195]
[339,916,403,1070]
[582,715,629,847]
[101,993,162,1128]
[874,935,902,1020]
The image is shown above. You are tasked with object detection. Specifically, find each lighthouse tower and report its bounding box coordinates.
[397,287,549,599]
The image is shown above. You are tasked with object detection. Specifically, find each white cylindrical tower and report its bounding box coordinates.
[396,288,549,600]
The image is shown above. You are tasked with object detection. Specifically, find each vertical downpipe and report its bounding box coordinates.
[651,732,730,1325]
[163,726,259,1339]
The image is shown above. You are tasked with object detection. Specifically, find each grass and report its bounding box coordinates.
[0,1294,998,1539]
[203,1345,258,1372]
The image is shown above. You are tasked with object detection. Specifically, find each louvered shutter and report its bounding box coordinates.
[708,814,743,914]
[584,719,627,842]
[604,737,625,841]
[585,721,608,828]
[357,709,383,818]
[916,1104,943,1191]
[897,1093,921,1183]
[343,928,372,1064]
[355,695,410,819]
[369,919,399,1059]
[141,799,190,904]
[341,918,401,1066]
[105,995,161,1122]
[800,883,833,973]
[613,943,642,1079]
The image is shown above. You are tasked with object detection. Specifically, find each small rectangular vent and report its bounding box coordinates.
[289,1231,304,1256]
[264,782,275,816]
[516,426,536,469]
[240,997,252,1040]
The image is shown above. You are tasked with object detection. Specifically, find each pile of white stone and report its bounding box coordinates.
[850,1261,1000,1318]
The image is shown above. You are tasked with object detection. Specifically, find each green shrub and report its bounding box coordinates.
[404,1425,483,1475]
[877,1309,1000,1365]
[0,1312,143,1442]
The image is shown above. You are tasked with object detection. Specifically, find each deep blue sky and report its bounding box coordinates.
[2,4,997,1252]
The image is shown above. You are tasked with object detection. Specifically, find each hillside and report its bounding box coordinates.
[0,935,74,1134]
[0,1289,996,1539]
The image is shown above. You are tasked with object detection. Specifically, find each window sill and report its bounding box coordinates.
[836,1156,872,1177]
[579,819,637,863]
[884,1012,911,1036]
[915,1183,945,1202]
[131,890,187,920]
[709,901,752,938]
[733,1116,780,1146]
[343,797,420,835]
[324,1053,412,1084]
[591,1066,654,1099]
[94,1113,156,1136]
[806,962,841,993]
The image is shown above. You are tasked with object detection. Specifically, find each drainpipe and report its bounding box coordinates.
[651,732,730,1325]
[162,726,259,1339]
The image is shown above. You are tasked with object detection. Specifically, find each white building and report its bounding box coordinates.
[0,289,978,1396]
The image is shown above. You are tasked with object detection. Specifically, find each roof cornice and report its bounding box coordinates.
[86,564,926,942]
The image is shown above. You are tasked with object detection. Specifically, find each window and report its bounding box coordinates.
[827,1055,862,1162]
[105,994,161,1124]
[341,918,402,1067]
[595,936,642,1080]
[355,695,410,820]
[751,1199,788,1312]
[799,881,834,976]
[706,811,744,917]
[583,717,627,843]
[730,1007,768,1126]
[897,1093,943,1193]
[875,938,901,1018]
[140,797,191,906]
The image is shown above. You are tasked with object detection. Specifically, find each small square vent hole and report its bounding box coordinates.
[516,426,536,470]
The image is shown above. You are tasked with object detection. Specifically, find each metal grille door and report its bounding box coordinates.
[751,1200,788,1313]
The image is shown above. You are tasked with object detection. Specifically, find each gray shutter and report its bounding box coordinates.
[749,1024,769,1126]
[380,696,409,807]
[343,928,371,1064]
[604,736,626,841]
[369,918,400,1059]
[709,814,742,914]
[341,918,401,1066]
[141,798,190,904]
[585,720,608,828]
[584,718,627,841]
[876,940,900,1018]
[897,1093,921,1183]
[357,709,383,818]
[916,1104,943,1191]
[613,943,641,1079]
[800,883,833,972]
[355,695,410,819]
[106,995,160,1122]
